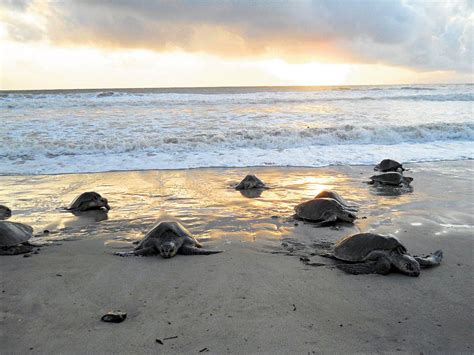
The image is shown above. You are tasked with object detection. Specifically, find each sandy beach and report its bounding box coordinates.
[1,161,472,353]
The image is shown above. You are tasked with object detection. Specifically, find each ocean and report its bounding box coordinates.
[0,84,472,175]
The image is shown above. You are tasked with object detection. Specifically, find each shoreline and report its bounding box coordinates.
[0,157,472,177]
[1,161,472,353]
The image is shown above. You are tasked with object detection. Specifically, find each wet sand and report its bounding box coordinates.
[0,161,473,353]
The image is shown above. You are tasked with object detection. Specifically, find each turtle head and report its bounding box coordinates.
[100,197,110,210]
[87,194,110,210]
[391,252,420,277]
[158,241,178,258]
[340,210,357,222]
[403,176,413,185]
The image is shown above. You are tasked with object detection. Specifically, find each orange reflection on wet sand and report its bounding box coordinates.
[0,164,444,247]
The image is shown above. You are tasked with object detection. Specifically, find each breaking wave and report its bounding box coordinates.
[1,122,473,160]
[0,84,472,174]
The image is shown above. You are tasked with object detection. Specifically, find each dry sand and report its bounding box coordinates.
[1,161,472,353]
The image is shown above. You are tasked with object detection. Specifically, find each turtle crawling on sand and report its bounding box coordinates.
[320,233,443,276]
[369,172,413,186]
[235,175,266,190]
[0,205,12,220]
[115,221,223,258]
[314,191,358,211]
[0,221,35,255]
[294,198,357,226]
[374,159,405,172]
[67,192,110,212]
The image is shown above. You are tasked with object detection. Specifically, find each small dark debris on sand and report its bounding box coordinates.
[155,339,164,345]
[101,311,127,323]
[163,336,178,340]
[292,304,296,311]
[199,348,209,352]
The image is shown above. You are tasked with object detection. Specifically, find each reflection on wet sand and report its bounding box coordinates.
[68,209,109,222]
[0,161,472,255]
[239,188,265,198]
[369,184,414,196]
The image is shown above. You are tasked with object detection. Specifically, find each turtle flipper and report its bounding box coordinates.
[414,250,443,268]
[318,252,338,259]
[345,206,359,212]
[115,246,158,257]
[313,214,338,227]
[179,245,223,255]
[114,251,135,257]
[336,258,391,275]
[0,244,34,255]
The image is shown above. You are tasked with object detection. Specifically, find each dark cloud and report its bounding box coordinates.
[1,0,472,72]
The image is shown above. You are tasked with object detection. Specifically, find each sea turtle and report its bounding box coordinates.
[374,159,405,172]
[0,221,34,255]
[369,172,413,186]
[115,221,223,258]
[320,233,443,276]
[235,175,266,190]
[67,192,110,212]
[294,198,357,226]
[0,205,12,220]
[314,190,358,211]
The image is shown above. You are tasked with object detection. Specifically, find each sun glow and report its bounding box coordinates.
[261,59,351,86]
[1,40,469,90]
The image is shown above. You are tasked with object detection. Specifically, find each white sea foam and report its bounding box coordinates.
[0,84,472,175]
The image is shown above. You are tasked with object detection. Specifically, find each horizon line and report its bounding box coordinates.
[1,82,472,93]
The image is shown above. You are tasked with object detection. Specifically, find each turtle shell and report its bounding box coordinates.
[139,221,196,248]
[334,233,405,262]
[294,198,344,221]
[370,172,404,186]
[235,175,266,190]
[375,159,403,172]
[315,191,349,206]
[67,192,107,210]
[0,221,33,247]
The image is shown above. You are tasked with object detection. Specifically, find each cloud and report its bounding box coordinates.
[1,0,472,72]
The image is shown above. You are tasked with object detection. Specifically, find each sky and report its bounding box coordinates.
[0,0,472,90]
